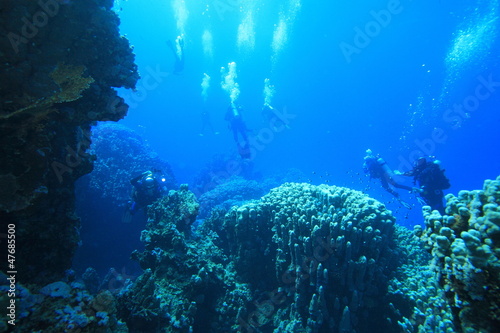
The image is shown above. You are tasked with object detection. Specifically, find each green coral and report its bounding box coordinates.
[0,63,94,121]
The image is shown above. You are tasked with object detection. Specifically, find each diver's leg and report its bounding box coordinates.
[233,128,239,144]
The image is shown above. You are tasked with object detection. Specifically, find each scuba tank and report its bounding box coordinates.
[377,157,393,176]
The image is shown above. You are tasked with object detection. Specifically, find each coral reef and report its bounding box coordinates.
[120,185,253,332]
[196,168,308,219]
[73,124,176,276]
[191,153,258,197]
[122,182,408,332]
[0,270,127,332]
[0,0,139,284]
[388,225,455,333]
[221,183,400,333]
[78,123,177,207]
[197,176,266,218]
[417,176,500,332]
[1,63,95,121]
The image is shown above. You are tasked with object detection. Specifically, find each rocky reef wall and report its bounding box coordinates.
[0,0,139,284]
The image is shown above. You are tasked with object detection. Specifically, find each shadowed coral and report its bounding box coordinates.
[49,63,95,103]
[0,63,94,120]
[0,0,139,288]
[80,123,177,206]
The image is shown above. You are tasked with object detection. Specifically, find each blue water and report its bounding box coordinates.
[116,0,500,222]
[77,0,500,273]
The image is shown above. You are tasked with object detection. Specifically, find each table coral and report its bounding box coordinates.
[1,63,94,121]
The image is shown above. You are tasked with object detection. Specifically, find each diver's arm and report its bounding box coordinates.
[379,177,401,198]
[400,169,415,177]
[131,171,149,186]
[391,181,413,192]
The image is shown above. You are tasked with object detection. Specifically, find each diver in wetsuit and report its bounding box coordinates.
[167,35,184,75]
[261,104,289,131]
[363,149,414,209]
[400,157,450,214]
[128,171,163,215]
[225,102,251,159]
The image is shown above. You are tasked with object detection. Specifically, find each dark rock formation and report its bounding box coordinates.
[0,0,139,284]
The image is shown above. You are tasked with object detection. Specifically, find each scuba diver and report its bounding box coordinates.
[167,35,184,75]
[398,156,450,214]
[261,104,290,131]
[123,170,166,222]
[363,149,414,209]
[225,102,251,159]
